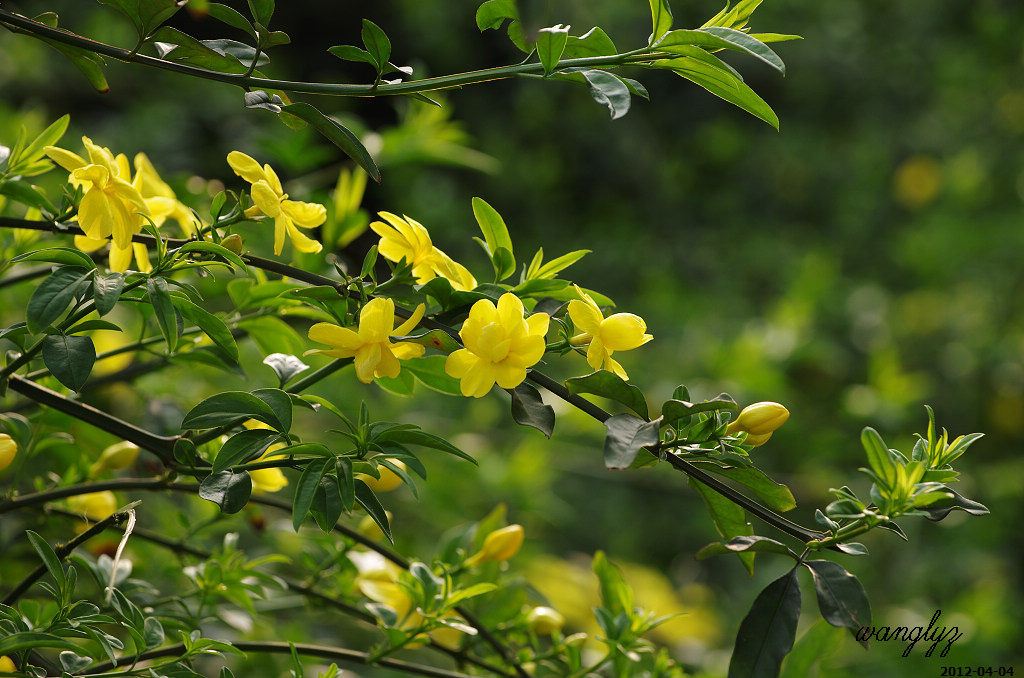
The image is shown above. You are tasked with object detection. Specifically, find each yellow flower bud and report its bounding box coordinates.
[88,441,140,476]
[742,431,773,447]
[67,491,118,521]
[0,434,17,472]
[0,655,16,672]
[221,233,244,254]
[726,402,789,437]
[356,459,405,493]
[526,606,565,635]
[465,524,524,567]
[564,632,588,648]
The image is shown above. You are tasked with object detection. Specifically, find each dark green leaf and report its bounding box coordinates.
[147,277,179,352]
[60,651,92,673]
[181,391,279,430]
[252,387,292,433]
[728,567,801,678]
[803,560,871,644]
[779,620,845,678]
[243,89,283,112]
[292,458,329,530]
[213,428,280,473]
[566,370,649,419]
[921,487,989,521]
[696,535,800,560]
[476,0,517,31]
[603,413,660,469]
[662,395,739,422]
[580,69,632,119]
[354,479,392,542]
[701,464,796,512]
[12,247,95,269]
[510,382,555,437]
[198,470,252,514]
[40,39,109,92]
[27,530,66,587]
[138,0,184,35]
[41,334,95,391]
[65,319,122,334]
[310,475,344,531]
[93,272,125,316]
[26,266,92,333]
[327,45,376,66]
[281,103,380,182]
[376,429,475,463]
[172,297,239,364]
[360,19,391,70]
[207,3,257,39]
[689,480,755,573]
[175,241,247,270]
[246,0,273,26]
[263,353,309,386]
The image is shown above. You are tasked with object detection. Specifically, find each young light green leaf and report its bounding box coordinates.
[700,27,786,75]
[471,197,514,257]
[533,249,590,279]
[563,27,617,58]
[860,427,896,491]
[779,621,845,678]
[360,19,391,71]
[175,241,247,270]
[649,0,674,44]
[592,551,633,615]
[728,567,801,678]
[655,55,779,129]
[537,24,570,76]
[20,114,70,168]
[246,0,274,26]
[41,334,96,391]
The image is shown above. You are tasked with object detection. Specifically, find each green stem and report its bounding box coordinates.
[0,8,668,98]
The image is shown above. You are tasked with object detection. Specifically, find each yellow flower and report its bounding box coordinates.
[45,137,151,272]
[567,284,652,381]
[526,606,565,635]
[305,298,426,384]
[726,401,789,447]
[133,152,201,235]
[370,212,477,291]
[0,434,16,472]
[445,293,549,397]
[357,459,406,492]
[349,550,421,627]
[67,491,118,521]
[0,656,16,673]
[88,441,139,477]
[465,524,524,567]
[226,151,325,255]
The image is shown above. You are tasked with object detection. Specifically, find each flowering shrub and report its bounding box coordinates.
[0,2,989,678]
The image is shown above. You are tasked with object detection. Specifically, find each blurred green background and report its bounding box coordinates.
[1,0,1022,675]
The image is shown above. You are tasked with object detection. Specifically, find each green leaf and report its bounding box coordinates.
[263,353,309,386]
[60,651,92,673]
[537,24,570,76]
[572,69,632,120]
[175,241,247,271]
[292,457,329,530]
[701,464,796,512]
[41,334,96,391]
[327,45,376,66]
[213,428,280,473]
[921,487,989,521]
[65,319,122,334]
[18,114,70,169]
[779,620,845,678]
[246,0,274,26]
[354,479,392,542]
[662,395,738,422]
[310,475,344,531]
[532,249,590,279]
[147,277,180,352]
[0,180,59,214]
[207,3,257,39]
[199,470,252,514]
[654,55,779,129]
[592,551,633,615]
[26,266,92,333]
[401,355,463,395]
[860,427,895,491]
[510,382,555,437]
[728,567,801,678]
[181,391,280,430]
[563,27,617,59]
[649,0,674,44]
[26,530,66,588]
[281,102,380,182]
[696,535,800,560]
[0,632,80,655]
[689,480,755,573]
[471,197,514,258]
[239,316,306,356]
[12,247,95,269]
[93,272,125,316]
[375,428,476,463]
[172,297,239,364]
[360,19,391,71]
[42,38,110,91]
[657,28,785,75]
[143,617,165,651]
[566,370,649,419]
[603,413,660,469]
[802,560,871,644]
[252,387,293,433]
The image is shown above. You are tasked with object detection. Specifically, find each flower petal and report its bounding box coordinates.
[391,342,425,360]
[251,181,282,217]
[600,313,651,351]
[285,218,323,253]
[394,303,426,336]
[227,151,268,185]
[44,146,87,172]
[354,343,382,383]
[309,322,362,350]
[108,241,133,273]
[568,298,603,335]
[358,298,395,343]
[445,349,477,379]
[282,199,327,228]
